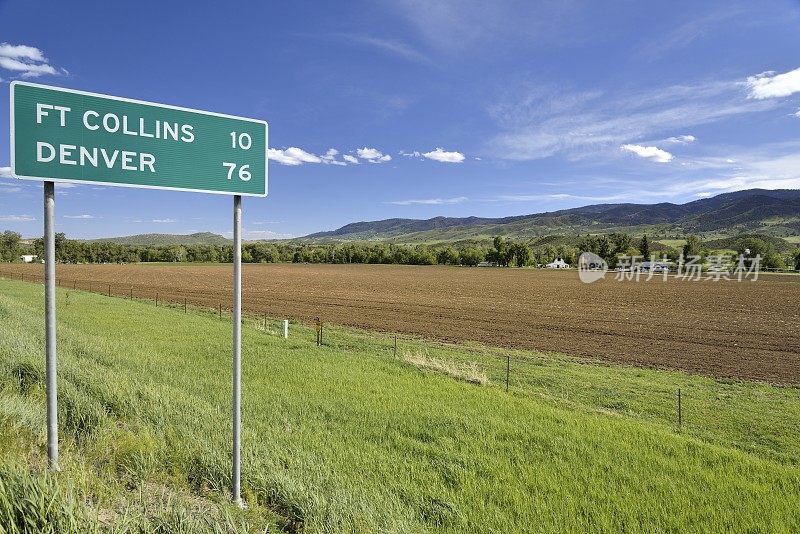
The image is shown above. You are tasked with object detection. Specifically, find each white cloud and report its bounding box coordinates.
[268,147,353,166]
[695,192,713,197]
[342,154,359,164]
[0,42,63,78]
[0,43,46,62]
[0,166,12,177]
[320,148,346,166]
[666,135,696,144]
[621,144,674,163]
[356,147,392,163]
[0,214,35,222]
[399,150,421,157]
[421,148,465,163]
[388,196,468,205]
[268,147,322,166]
[151,219,176,223]
[64,214,96,219]
[794,109,800,118]
[746,67,800,99]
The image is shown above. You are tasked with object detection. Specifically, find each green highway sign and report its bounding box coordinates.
[10,81,267,196]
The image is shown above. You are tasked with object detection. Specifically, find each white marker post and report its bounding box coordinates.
[283,319,289,338]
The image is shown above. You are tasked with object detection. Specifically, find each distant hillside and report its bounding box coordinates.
[90,232,231,246]
[303,189,800,243]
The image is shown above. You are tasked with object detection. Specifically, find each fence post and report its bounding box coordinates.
[108,284,111,297]
[394,334,397,357]
[156,292,159,306]
[73,280,76,290]
[219,303,222,320]
[130,287,133,300]
[506,355,510,392]
[283,319,288,339]
[677,388,682,432]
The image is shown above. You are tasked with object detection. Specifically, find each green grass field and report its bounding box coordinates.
[1,278,799,532]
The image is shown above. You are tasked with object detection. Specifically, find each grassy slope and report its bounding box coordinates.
[0,279,799,532]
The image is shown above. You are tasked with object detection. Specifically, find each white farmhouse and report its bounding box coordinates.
[546,257,570,269]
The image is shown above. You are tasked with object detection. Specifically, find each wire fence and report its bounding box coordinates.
[0,267,797,466]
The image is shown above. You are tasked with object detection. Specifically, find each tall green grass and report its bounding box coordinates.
[0,278,798,532]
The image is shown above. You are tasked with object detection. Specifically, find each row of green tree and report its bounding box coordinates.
[577,233,795,269]
[1,230,798,269]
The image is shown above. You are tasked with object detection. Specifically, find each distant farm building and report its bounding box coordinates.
[19,255,38,263]
[546,257,570,269]
[636,261,670,273]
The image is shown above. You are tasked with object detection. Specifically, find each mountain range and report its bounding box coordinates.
[303,189,800,243]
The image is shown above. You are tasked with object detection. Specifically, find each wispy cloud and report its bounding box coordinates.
[388,1,581,53]
[343,154,359,164]
[332,33,429,63]
[0,42,65,78]
[494,141,800,205]
[746,67,800,99]
[488,76,775,161]
[220,228,295,240]
[146,219,176,224]
[0,166,12,178]
[636,9,742,60]
[621,144,674,163]
[0,214,35,222]
[665,135,696,144]
[64,214,97,219]
[388,196,468,205]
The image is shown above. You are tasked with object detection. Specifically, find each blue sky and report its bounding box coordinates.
[1,0,799,239]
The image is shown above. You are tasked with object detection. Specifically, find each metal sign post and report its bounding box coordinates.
[232,195,242,506]
[11,81,267,503]
[44,180,58,471]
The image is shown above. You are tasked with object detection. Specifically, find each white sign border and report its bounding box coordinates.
[10,81,269,198]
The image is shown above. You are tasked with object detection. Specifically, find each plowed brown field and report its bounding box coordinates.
[3,263,799,383]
